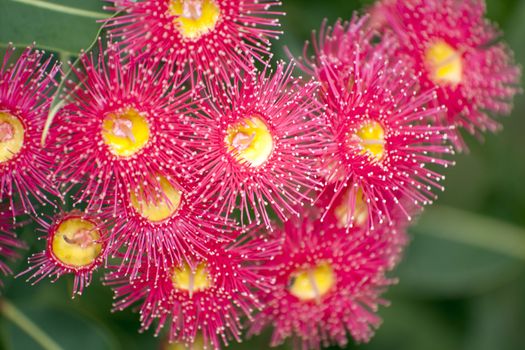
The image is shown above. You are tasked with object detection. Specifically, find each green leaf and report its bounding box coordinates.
[463,272,525,350]
[394,206,525,297]
[3,301,117,350]
[356,299,462,350]
[0,0,107,55]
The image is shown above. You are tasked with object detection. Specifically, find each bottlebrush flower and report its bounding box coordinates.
[186,63,325,227]
[19,210,108,296]
[108,173,235,279]
[372,0,522,150]
[0,46,60,213]
[294,18,454,229]
[249,214,403,349]
[106,233,280,350]
[104,0,283,83]
[50,42,195,212]
[0,208,25,283]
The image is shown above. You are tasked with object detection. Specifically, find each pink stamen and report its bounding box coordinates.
[63,229,95,249]
[182,0,204,20]
[0,121,14,142]
[112,118,135,142]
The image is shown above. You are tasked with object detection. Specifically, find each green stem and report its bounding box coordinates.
[1,300,63,350]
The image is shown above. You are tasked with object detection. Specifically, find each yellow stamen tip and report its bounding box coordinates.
[225,116,274,168]
[51,217,103,268]
[102,108,150,157]
[169,0,220,40]
[288,262,335,301]
[425,40,463,86]
[130,177,182,223]
[0,112,25,163]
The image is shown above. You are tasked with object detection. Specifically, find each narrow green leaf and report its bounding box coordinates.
[0,0,108,55]
[412,206,525,261]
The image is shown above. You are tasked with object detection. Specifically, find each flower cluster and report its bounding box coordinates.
[0,0,520,349]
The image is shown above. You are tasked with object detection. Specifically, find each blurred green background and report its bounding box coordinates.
[0,0,524,349]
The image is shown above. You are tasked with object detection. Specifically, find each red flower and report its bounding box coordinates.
[105,0,283,83]
[186,63,326,227]
[373,0,522,150]
[20,210,109,296]
[0,46,60,213]
[294,18,453,229]
[50,42,195,212]
[107,173,235,279]
[249,214,405,349]
[106,233,280,349]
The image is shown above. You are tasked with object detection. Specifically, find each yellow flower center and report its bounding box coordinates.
[172,262,211,297]
[51,217,103,268]
[0,112,25,163]
[101,108,150,157]
[288,262,335,302]
[353,120,386,162]
[169,0,220,40]
[130,177,182,223]
[425,40,463,86]
[334,187,368,228]
[225,116,274,168]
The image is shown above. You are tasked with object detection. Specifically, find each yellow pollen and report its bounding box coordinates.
[172,262,211,297]
[334,187,368,228]
[130,177,182,223]
[51,217,102,268]
[101,108,150,157]
[288,262,335,302]
[0,112,25,163]
[354,120,386,162]
[425,40,463,86]
[169,0,220,40]
[225,116,274,168]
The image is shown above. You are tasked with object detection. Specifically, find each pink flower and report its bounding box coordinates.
[294,18,454,229]
[373,0,522,150]
[107,174,235,279]
[186,63,326,227]
[106,233,280,350]
[104,0,283,83]
[19,210,109,296]
[0,208,25,284]
[249,213,405,349]
[50,42,195,212]
[0,46,60,213]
